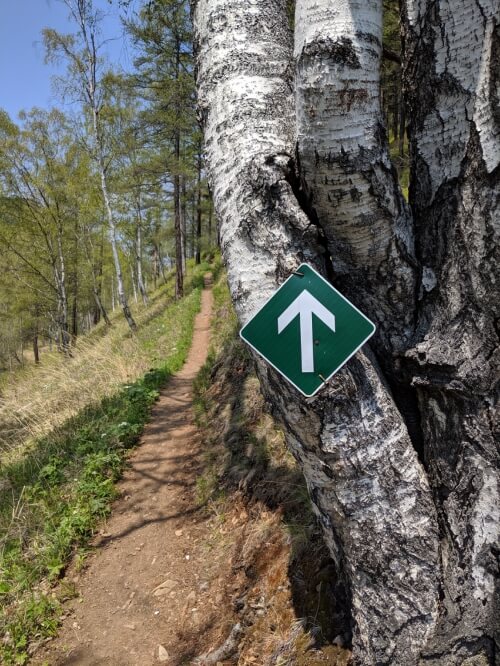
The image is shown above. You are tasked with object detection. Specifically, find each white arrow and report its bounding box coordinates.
[277,289,336,373]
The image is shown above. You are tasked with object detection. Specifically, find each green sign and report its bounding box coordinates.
[240,263,375,397]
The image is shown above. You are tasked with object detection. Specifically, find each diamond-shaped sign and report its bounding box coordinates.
[240,263,376,397]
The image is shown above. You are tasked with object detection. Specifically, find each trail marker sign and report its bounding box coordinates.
[240,263,376,397]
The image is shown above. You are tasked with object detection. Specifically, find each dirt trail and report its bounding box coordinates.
[36,284,220,665]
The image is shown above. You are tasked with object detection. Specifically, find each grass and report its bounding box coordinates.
[0,259,218,463]
[0,257,217,664]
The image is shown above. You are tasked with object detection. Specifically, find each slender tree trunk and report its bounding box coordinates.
[83,228,111,327]
[181,174,188,271]
[174,31,184,299]
[402,2,500,662]
[174,150,184,299]
[71,217,79,343]
[111,275,116,312]
[93,285,111,326]
[98,156,137,331]
[55,232,70,354]
[190,191,195,259]
[71,297,78,341]
[19,321,24,366]
[90,99,136,331]
[130,262,138,304]
[32,309,40,364]
[33,332,40,365]
[159,244,167,282]
[94,224,105,325]
[71,270,78,343]
[152,244,159,290]
[196,150,202,264]
[194,2,439,664]
[135,203,148,305]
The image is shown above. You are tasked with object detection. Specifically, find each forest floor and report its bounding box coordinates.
[32,276,351,666]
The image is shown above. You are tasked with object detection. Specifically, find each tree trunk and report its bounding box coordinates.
[152,213,161,290]
[174,30,184,299]
[135,203,148,305]
[89,91,136,331]
[130,262,138,304]
[98,153,137,331]
[71,296,78,341]
[33,331,40,365]
[196,149,202,264]
[295,0,416,354]
[55,231,70,353]
[159,244,167,282]
[402,2,499,662]
[152,243,159,291]
[91,228,104,325]
[71,266,78,343]
[111,275,116,312]
[93,284,111,327]
[83,228,111,327]
[174,154,184,299]
[181,174,188,271]
[71,217,79,343]
[193,2,439,664]
[19,321,24,366]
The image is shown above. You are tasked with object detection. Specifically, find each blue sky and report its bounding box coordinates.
[0,0,135,120]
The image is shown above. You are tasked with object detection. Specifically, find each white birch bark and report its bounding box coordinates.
[193,1,440,663]
[96,137,137,331]
[403,2,500,662]
[295,0,416,353]
[60,0,137,332]
[55,229,70,351]
[135,208,148,305]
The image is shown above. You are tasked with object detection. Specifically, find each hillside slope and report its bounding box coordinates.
[0,260,217,664]
[186,274,351,665]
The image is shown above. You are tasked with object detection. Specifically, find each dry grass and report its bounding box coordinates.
[0,265,206,466]
[192,273,352,665]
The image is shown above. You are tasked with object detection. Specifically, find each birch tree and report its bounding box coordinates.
[44,0,137,331]
[0,110,74,353]
[193,1,499,664]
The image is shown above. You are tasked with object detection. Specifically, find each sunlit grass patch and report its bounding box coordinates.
[0,263,210,463]
[0,265,208,664]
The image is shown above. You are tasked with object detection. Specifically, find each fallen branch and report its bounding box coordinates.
[193,623,242,665]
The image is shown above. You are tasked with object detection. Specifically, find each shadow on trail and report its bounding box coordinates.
[93,505,202,546]
[93,442,206,546]
[170,343,351,664]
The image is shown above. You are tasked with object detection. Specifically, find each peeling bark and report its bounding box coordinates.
[295,0,416,354]
[193,1,440,663]
[403,1,500,662]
